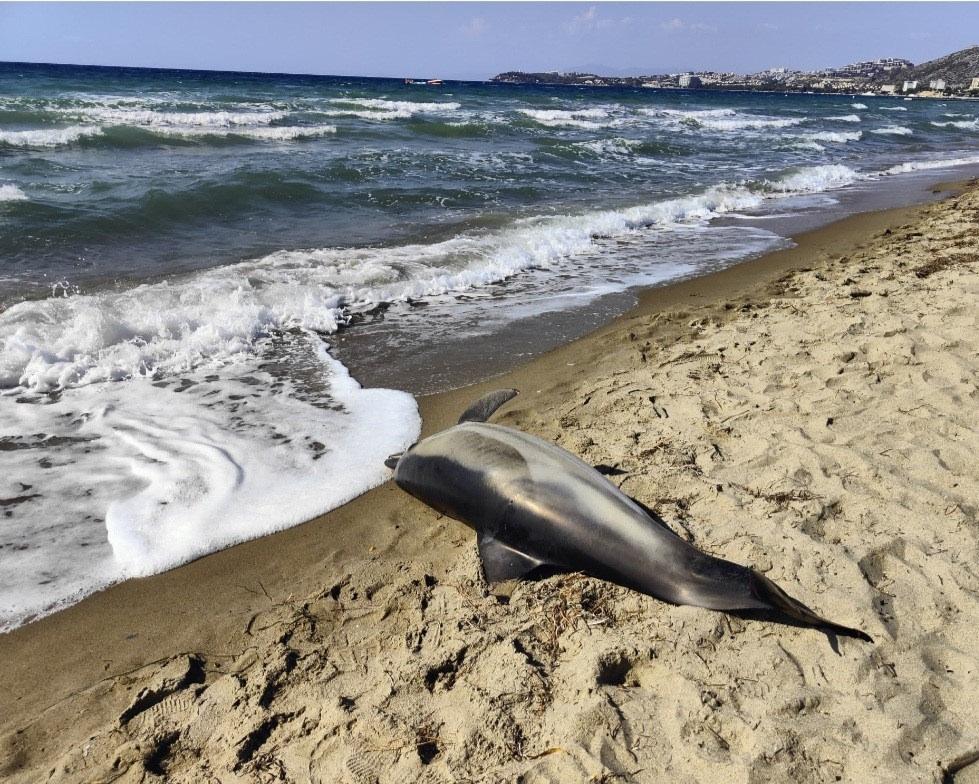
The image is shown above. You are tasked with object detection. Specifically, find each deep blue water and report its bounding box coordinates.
[2,61,978,295]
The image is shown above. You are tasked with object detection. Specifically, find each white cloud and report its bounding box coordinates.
[565,6,615,34]
[659,17,717,33]
[461,17,487,38]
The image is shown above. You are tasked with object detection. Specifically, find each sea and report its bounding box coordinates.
[2,61,979,632]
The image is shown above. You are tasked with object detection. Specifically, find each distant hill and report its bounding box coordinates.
[895,45,979,88]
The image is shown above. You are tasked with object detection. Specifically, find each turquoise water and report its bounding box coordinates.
[1,62,977,631]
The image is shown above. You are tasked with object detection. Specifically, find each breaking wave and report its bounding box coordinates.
[518,107,614,129]
[885,153,979,174]
[0,183,28,202]
[801,130,863,143]
[931,119,979,131]
[58,107,289,127]
[148,124,338,141]
[871,125,913,136]
[653,107,804,131]
[0,125,103,147]
[764,164,861,193]
[324,97,461,120]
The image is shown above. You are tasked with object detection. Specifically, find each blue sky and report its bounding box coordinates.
[1,2,977,81]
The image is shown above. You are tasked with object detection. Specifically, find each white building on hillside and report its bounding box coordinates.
[929,78,946,91]
[902,80,919,93]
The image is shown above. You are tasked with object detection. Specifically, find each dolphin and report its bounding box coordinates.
[387,389,871,641]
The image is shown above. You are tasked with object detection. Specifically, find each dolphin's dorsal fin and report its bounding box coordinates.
[458,389,519,424]
[477,533,545,583]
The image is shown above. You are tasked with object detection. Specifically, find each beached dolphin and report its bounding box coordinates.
[386,389,871,641]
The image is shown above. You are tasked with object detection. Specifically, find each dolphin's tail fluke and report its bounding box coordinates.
[748,571,873,642]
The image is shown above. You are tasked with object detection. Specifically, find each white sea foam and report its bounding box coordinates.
[324,97,461,120]
[826,114,862,122]
[654,108,803,131]
[0,125,103,147]
[931,119,979,131]
[871,125,913,136]
[884,154,979,175]
[519,107,613,129]
[60,108,288,127]
[791,140,826,151]
[0,343,419,631]
[764,164,861,193]
[572,137,655,160]
[320,107,417,120]
[329,98,461,113]
[851,102,869,109]
[801,131,863,143]
[0,184,27,202]
[880,106,908,111]
[151,124,338,141]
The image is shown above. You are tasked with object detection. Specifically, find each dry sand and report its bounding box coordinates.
[2,182,979,783]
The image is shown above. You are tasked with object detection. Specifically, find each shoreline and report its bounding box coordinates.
[330,168,969,398]
[3,179,979,780]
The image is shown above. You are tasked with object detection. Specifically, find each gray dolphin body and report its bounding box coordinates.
[389,390,870,640]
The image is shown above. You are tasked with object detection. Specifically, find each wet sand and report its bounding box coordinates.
[2,180,978,783]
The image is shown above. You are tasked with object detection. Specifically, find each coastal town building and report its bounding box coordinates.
[492,46,978,97]
[822,57,913,80]
[814,77,858,91]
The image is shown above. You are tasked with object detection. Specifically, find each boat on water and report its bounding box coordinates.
[404,78,443,85]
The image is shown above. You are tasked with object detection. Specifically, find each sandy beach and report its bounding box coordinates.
[3,180,979,783]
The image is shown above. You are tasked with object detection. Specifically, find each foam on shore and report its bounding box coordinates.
[0,336,419,632]
[885,153,979,174]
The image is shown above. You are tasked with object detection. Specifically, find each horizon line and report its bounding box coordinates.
[0,58,493,84]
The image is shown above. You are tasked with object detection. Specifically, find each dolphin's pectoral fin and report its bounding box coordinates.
[477,533,546,583]
[459,389,519,424]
